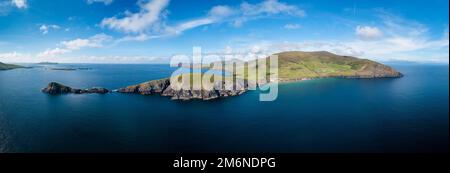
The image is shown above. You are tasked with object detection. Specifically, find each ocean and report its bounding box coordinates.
[0,64,448,153]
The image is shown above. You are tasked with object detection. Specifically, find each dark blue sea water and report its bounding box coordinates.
[0,64,448,153]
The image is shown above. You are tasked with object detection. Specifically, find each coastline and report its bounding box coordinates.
[276,74,404,85]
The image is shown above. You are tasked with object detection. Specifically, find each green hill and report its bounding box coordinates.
[273,51,402,81]
[0,62,25,70]
[210,51,403,82]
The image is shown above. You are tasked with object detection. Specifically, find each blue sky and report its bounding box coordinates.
[0,0,448,63]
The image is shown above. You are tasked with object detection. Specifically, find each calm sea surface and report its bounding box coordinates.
[0,64,448,153]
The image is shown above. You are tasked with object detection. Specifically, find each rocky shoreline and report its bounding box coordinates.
[118,78,249,100]
[42,82,109,95]
[42,72,403,100]
[42,78,249,101]
[278,73,404,83]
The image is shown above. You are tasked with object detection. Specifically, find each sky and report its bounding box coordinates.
[0,0,448,63]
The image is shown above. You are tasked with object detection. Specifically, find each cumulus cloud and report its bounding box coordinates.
[100,0,170,33]
[348,12,448,61]
[240,0,305,17]
[1,0,27,15]
[38,34,112,57]
[12,0,27,9]
[203,0,306,28]
[355,26,383,41]
[0,52,33,63]
[102,0,305,42]
[208,5,235,19]
[284,24,301,30]
[233,0,305,27]
[39,24,60,34]
[87,0,113,5]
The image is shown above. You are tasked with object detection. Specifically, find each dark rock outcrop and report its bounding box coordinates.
[117,78,248,101]
[42,82,109,95]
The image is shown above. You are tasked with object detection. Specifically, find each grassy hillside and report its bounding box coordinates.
[274,51,402,81]
[127,51,403,91]
[207,51,402,82]
[0,62,24,70]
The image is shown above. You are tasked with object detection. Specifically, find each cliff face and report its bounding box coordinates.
[42,82,109,94]
[352,62,403,78]
[117,78,170,94]
[117,78,248,100]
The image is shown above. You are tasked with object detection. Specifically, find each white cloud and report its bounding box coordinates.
[220,12,449,63]
[87,0,113,5]
[61,34,111,50]
[1,0,26,15]
[161,5,236,36]
[0,52,33,63]
[233,0,305,27]
[103,0,305,41]
[39,24,60,34]
[38,34,112,57]
[165,18,215,36]
[100,0,170,33]
[68,55,169,64]
[114,33,160,43]
[355,26,383,41]
[208,5,235,19]
[218,32,449,63]
[37,48,70,58]
[241,0,305,17]
[284,24,301,30]
[346,12,448,61]
[0,52,168,64]
[11,0,27,9]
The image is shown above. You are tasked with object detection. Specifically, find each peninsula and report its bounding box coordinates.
[42,51,403,100]
[0,62,25,70]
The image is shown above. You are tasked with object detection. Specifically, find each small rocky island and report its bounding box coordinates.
[42,51,403,101]
[42,82,109,94]
[43,78,248,100]
[37,62,59,65]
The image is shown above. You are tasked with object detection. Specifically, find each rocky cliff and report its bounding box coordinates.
[117,78,248,100]
[42,82,109,94]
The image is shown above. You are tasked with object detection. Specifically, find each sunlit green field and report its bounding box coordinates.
[203,51,385,82]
